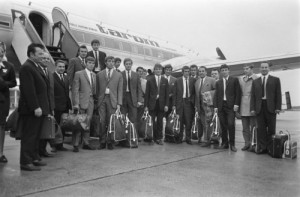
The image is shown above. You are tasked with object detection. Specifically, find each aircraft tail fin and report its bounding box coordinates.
[216,47,226,60]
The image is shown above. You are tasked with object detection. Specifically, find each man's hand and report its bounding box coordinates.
[34,107,42,117]
[137,102,143,107]
[233,105,239,112]
[117,105,121,112]
[250,110,256,116]
[275,109,281,114]
[214,108,218,113]
[164,106,168,112]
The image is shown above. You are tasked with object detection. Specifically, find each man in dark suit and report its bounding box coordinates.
[121,58,143,127]
[195,66,216,146]
[163,64,177,118]
[53,60,71,151]
[145,63,169,145]
[172,66,196,144]
[190,64,199,79]
[87,39,106,73]
[114,57,122,72]
[250,61,281,154]
[96,56,123,150]
[0,44,17,163]
[67,45,88,85]
[18,43,51,171]
[213,64,241,152]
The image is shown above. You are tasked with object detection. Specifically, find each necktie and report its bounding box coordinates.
[107,69,111,81]
[82,59,85,66]
[199,78,204,93]
[90,72,93,87]
[94,51,98,68]
[127,70,131,92]
[43,67,48,76]
[60,74,64,82]
[262,76,266,98]
[185,78,189,98]
[157,76,160,94]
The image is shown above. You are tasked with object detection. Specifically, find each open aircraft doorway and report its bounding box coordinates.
[28,12,51,45]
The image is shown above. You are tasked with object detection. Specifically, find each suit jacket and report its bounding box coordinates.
[67,57,86,85]
[0,61,17,115]
[96,69,123,108]
[195,76,216,113]
[213,76,241,111]
[250,75,281,114]
[18,59,51,115]
[122,70,143,107]
[145,75,169,111]
[72,70,96,109]
[238,74,258,116]
[53,72,71,111]
[173,77,196,112]
[87,50,106,71]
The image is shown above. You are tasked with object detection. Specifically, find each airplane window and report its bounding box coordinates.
[136,45,144,55]
[122,42,132,52]
[132,45,138,54]
[144,48,152,56]
[105,37,120,49]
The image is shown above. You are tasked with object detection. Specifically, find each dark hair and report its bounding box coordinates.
[148,69,152,75]
[115,57,122,62]
[182,66,190,72]
[164,64,173,70]
[220,64,229,70]
[211,68,219,72]
[91,39,100,45]
[153,63,163,70]
[27,43,45,57]
[136,66,144,72]
[123,58,132,65]
[105,56,114,63]
[190,64,198,70]
[261,61,273,67]
[86,56,95,63]
[243,63,254,69]
[199,66,207,71]
[55,59,66,66]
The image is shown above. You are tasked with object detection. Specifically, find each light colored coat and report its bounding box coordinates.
[239,74,258,116]
[195,76,216,114]
[72,70,96,109]
[96,69,123,108]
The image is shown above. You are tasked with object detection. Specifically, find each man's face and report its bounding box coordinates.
[199,68,207,78]
[30,47,44,64]
[79,48,88,58]
[142,71,147,79]
[124,61,132,71]
[56,62,66,74]
[154,67,162,76]
[86,61,95,71]
[165,68,172,76]
[221,68,229,78]
[92,43,100,51]
[260,63,270,76]
[243,66,253,76]
[106,59,115,69]
[190,67,198,76]
[183,69,190,78]
[115,60,121,68]
[211,71,219,80]
[137,68,143,77]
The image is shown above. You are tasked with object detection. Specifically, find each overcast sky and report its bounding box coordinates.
[33,0,300,60]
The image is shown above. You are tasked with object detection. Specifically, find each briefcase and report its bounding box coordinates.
[40,116,55,139]
[138,111,153,141]
[268,131,288,158]
[191,112,199,140]
[165,110,180,143]
[124,116,138,148]
[107,110,126,142]
[283,131,297,159]
[60,112,89,131]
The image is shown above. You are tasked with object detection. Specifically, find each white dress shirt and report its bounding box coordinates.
[183,77,190,98]
[85,68,93,85]
[223,76,229,101]
[105,68,112,94]
[155,75,161,99]
[261,74,269,100]
[126,70,131,92]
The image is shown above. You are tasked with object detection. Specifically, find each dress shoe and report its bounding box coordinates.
[241,145,250,151]
[230,146,237,152]
[220,144,229,149]
[186,140,192,145]
[256,149,268,155]
[33,160,47,166]
[201,142,211,147]
[73,146,79,152]
[107,143,114,150]
[155,140,164,145]
[0,155,8,163]
[40,151,54,157]
[98,143,106,150]
[82,144,95,150]
[20,164,41,171]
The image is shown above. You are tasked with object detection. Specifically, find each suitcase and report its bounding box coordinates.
[107,110,127,142]
[40,116,55,139]
[165,110,180,143]
[191,112,199,140]
[283,131,297,159]
[124,116,138,148]
[268,131,288,158]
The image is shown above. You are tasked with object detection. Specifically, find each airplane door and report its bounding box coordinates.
[52,7,69,28]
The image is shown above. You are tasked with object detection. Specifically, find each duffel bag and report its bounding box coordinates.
[107,109,126,142]
[60,111,89,131]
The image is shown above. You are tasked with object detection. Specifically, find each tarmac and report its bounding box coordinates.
[0,110,299,197]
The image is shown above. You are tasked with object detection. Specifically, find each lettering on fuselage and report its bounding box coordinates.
[96,24,160,47]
